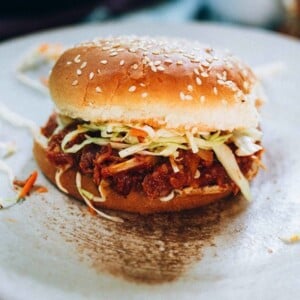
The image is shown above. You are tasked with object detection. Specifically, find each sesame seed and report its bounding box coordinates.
[80,61,87,69]
[165,59,173,64]
[184,53,195,59]
[187,85,193,92]
[74,55,81,63]
[201,61,210,67]
[66,61,72,65]
[144,56,151,63]
[198,64,204,72]
[102,46,111,51]
[185,95,193,101]
[100,60,108,64]
[95,86,102,93]
[132,63,138,70]
[243,81,250,89]
[237,90,243,98]
[221,99,228,105]
[176,60,183,65]
[119,60,125,66]
[128,85,136,92]
[206,57,213,63]
[72,80,78,86]
[151,65,157,72]
[196,77,202,85]
[89,72,94,80]
[242,69,248,77]
[129,48,137,53]
[157,66,165,71]
[180,92,185,101]
[201,72,209,77]
[226,62,233,69]
[76,69,82,75]
[97,69,101,74]
[152,50,160,55]
[213,87,218,95]
[216,73,223,80]
[200,96,206,103]
[109,52,118,57]
[154,60,161,66]
[194,68,200,75]
[224,80,234,88]
[217,79,225,85]
[140,83,146,87]
[141,92,148,98]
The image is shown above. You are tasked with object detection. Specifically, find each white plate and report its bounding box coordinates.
[0,22,300,300]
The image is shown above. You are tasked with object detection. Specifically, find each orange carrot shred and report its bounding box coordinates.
[18,171,38,200]
[129,128,148,138]
[35,186,48,193]
[38,43,49,53]
[40,76,49,87]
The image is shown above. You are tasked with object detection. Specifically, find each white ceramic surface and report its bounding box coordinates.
[0,22,299,300]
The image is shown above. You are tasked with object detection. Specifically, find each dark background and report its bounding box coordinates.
[0,0,299,41]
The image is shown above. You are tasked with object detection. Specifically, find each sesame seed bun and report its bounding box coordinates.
[49,36,262,132]
[33,140,259,214]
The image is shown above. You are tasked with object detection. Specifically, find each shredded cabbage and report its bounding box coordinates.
[55,168,68,193]
[75,172,123,222]
[61,127,90,152]
[60,122,254,160]
[0,197,19,209]
[232,128,263,156]
[0,141,16,158]
[56,121,262,203]
[97,180,107,202]
[212,143,252,201]
[119,143,151,158]
[0,160,14,186]
[0,160,19,208]
[160,191,175,202]
[186,131,198,153]
[169,156,180,173]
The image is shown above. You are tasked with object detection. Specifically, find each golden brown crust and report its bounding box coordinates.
[33,139,259,214]
[49,36,260,132]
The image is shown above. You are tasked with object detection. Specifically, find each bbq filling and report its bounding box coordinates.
[41,113,263,202]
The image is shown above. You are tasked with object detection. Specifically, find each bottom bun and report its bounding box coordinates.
[33,140,259,214]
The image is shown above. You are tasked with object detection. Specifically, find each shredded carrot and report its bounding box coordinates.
[40,76,49,87]
[38,43,49,53]
[129,128,148,138]
[17,171,38,200]
[35,186,48,193]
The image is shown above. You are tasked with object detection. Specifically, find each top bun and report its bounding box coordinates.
[49,36,262,132]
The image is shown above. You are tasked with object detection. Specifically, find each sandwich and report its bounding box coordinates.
[33,35,264,216]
